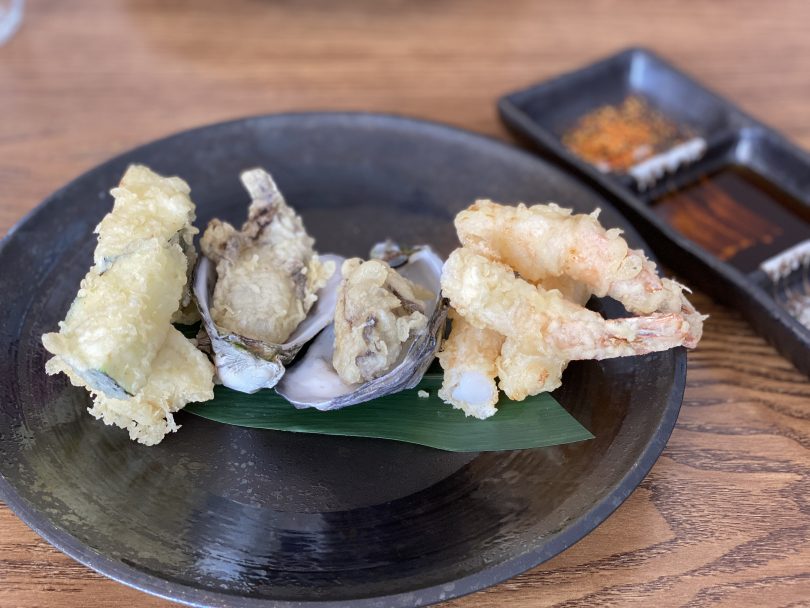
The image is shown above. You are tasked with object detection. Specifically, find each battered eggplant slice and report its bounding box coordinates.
[42,166,202,398]
[47,328,214,446]
[96,164,200,323]
[332,258,433,385]
[42,237,187,399]
[200,168,334,345]
[42,165,215,444]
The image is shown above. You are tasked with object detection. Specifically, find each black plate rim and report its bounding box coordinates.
[0,111,687,608]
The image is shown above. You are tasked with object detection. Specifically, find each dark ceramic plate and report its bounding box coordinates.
[0,113,686,607]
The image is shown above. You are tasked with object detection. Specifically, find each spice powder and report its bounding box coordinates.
[562,95,692,173]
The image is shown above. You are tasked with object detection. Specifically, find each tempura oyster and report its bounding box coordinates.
[332,258,433,385]
[201,168,334,344]
[276,244,447,411]
[195,169,339,393]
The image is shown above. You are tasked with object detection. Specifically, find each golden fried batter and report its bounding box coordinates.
[42,165,215,444]
[442,247,699,359]
[332,258,432,385]
[455,199,693,316]
[496,338,566,401]
[201,169,334,344]
[47,328,214,445]
[437,310,503,419]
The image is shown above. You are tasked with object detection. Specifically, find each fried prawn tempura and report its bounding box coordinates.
[496,338,567,401]
[443,249,699,358]
[438,200,706,416]
[456,200,699,319]
[437,310,504,419]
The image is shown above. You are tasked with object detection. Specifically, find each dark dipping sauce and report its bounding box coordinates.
[652,166,810,273]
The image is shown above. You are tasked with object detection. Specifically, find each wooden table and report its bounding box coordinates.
[2,1,809,606]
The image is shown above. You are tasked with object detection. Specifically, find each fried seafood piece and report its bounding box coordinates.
[96,164,199,323]
[332,258,433,385]
[439,200,705,411]
[442,248,701,360]
[496,338,567,401]
[437,310,504,419]
[455,200,695,317]
[46,328,214,446]
[42,238,188,398]
[537,275,591,306]
[201,169,334,344]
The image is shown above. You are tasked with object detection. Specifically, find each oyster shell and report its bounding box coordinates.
[276,245,447,410]
[194,168,342,393]
[194,254,343,392]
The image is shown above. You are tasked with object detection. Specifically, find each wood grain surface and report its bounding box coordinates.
[2,1,809,606]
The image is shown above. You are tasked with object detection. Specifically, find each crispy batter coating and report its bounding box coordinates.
[47,329,214,445]
[42,164,215,443]
[332,258,432,385]
[42,238,187,397]
[440,200,704,414]
[437,310,504,419]
[97,164,199,323]
[43,165,205,398]
[97,165,197,266]
[539,275,591,306]
[201,169,334,344]
[442,248,700,359]
[496,338,566,401]
[455,199,693,317]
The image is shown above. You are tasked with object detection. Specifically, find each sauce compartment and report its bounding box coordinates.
[500,48,738,188]
[641,129,810,276]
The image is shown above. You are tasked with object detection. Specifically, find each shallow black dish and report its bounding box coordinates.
[0,112,685,607]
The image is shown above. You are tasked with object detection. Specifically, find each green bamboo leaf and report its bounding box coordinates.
[184,373,593,452]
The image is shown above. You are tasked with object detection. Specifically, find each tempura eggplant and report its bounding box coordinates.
[42,165,214,444]
[47,328,214,445]
[42,238,187,398]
